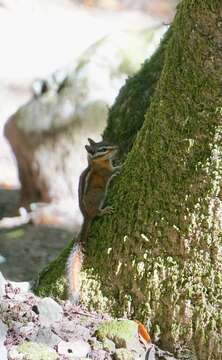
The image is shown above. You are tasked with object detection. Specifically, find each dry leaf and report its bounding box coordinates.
[134,320,151,345]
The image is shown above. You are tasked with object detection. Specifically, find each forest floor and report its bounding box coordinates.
[0,275,177,359]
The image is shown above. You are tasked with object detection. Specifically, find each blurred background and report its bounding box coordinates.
[0,0,177,281]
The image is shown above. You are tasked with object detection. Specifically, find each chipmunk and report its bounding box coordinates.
[67,138,121,303]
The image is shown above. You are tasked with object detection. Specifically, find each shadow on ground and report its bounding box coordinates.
[0,188,74,281]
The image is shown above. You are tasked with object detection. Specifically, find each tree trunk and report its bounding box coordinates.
[36,1,222,358]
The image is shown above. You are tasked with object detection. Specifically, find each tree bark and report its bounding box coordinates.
[36,1,222,358]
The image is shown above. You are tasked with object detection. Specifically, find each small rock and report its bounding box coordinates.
[8,341,58,360]
[3,280,31,302]
[114,348,135,360]
[57,339,90,358]
[53,318,91,342]
[35,327,61,347]
[18,322,38,340]
[38,297,63,326]
[10,281,30,293]
[90,349,111,360]
[0,300,36,326]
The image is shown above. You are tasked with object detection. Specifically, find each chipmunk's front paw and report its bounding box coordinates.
[115,165,122,171]
[113,165,122,176]
[100,206,114,215]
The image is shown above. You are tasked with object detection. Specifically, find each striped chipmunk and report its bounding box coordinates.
[67,138,121,303]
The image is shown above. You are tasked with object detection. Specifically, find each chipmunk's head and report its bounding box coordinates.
[85,138,118,160]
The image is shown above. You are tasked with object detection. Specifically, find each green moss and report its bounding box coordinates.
[104,28,171,158]
[35,240,73,299]
[96,320,138,348]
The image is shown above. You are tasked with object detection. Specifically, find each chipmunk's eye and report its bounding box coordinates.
[98,147,107,152]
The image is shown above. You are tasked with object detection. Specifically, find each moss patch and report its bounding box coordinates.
[34,240,73,300]
[96,320,138,348]
[104,28,171,158]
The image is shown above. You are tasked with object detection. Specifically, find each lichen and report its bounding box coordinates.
[15,341,58,360]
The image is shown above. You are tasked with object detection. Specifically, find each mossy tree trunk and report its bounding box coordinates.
[36,1,222,358]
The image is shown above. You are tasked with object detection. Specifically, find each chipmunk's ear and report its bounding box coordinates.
[88,138,96,146]
[85,145,92,153]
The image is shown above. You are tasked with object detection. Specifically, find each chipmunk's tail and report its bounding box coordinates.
[67,219,91,304]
